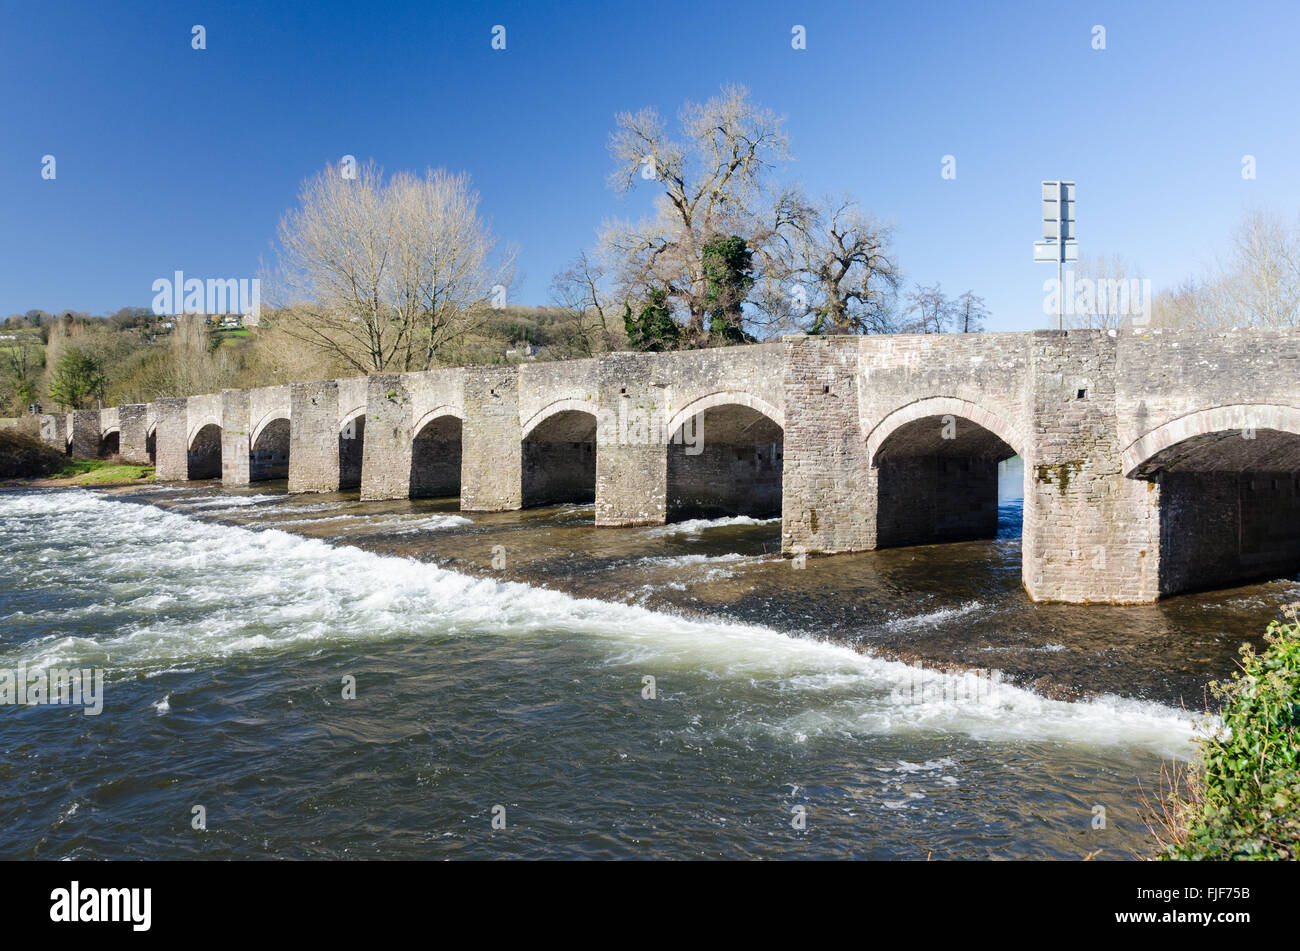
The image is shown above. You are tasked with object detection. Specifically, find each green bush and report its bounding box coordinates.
[1166,615,1300,860]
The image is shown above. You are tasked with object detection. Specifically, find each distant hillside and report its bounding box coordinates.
[2,304,622,413]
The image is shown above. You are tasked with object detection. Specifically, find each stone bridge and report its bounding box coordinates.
[42,329,1300,604]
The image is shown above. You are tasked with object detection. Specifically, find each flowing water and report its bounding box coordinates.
[2,473,1291,860]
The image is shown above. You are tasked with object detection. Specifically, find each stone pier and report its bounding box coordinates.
[288,380,340,494]
[118,404,151,464]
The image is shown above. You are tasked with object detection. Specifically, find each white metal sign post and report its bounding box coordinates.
[1034,180,1077,329]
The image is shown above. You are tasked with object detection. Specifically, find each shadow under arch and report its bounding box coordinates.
[339,408,366,490]
[251,416,290,482]
[666,396,783,521]
[187,422,222,480]
[411,408,463,499]
[1124,404,1300,595]
[867,398,1025,548]
[98,427,120,459]
[522,408,596,507]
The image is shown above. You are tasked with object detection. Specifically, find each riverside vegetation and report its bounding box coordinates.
[0,427,152,485]
[1151,612,1300,860]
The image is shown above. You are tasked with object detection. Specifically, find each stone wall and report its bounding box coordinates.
[781,336,874,554]
[288,380,340,493]
[221,389,250,484]
[118,404,150,464]
[594,352,670,526]
[461,367,522,511]
[876,456,999,546]
[1160,470,1300,593]
[39,414,67,454]
[153,398,188,481]
[361,374,413,501]
[67,410,100,459]
[1022,332,1159,603]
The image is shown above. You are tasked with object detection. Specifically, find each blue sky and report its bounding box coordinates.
[2,0,1298,331]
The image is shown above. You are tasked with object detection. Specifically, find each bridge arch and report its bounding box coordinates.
[1124,403,1300,596]
[521,397,598,440]
[187,417,223,448]
[665,392,784,521]
[187,421,222,480]
[866,397,1027,467]
[338,407,367,490]
[98,426,120,458]
[250,414,290,482]
[1122,403,1300,477]
[413,405,465,436]
[521,402,597,508]
[250,410,289,447]
[411,407,464,499]
[665,391,784,445]
[867,397,1026,548]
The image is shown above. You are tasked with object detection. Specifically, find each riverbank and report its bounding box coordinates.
[1155,614,1300,859]
[0,429,154,487]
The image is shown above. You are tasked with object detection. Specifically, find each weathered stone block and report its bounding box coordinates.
[360,374,413,501]
[288,380,340,493]
[118,404,150,464]
[221,389,250,485]
[68,410,100,459]
[153,398,189,481]
[461,367,522,511]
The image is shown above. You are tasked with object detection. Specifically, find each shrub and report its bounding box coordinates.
[1162,612,1300,860]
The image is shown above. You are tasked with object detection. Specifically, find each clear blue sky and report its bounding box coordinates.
[3,0,1298,331]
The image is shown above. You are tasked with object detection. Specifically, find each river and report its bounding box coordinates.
[1,468,1287,859]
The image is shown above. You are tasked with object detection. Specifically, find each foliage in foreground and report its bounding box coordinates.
[1158,614,1300,860]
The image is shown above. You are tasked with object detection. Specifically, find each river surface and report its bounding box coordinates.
[1,470,1291,860]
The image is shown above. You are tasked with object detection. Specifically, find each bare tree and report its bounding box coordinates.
[1151,277,1218,328]
[1219,208,1300,327]
[902,283,952,333]
[549,250,621,356]
[266,161,514,373]
[391,168,517,370]
[158,315,240,398]
[1064,253,1144,329]
[1150,208,1300,329]
[954,290,989,332]
[754,190,901,334]
[267,161,397,373]
[897,284,991,334]
[602,84,790,340]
